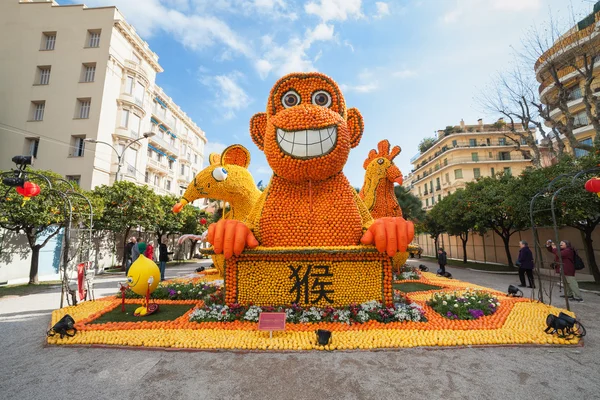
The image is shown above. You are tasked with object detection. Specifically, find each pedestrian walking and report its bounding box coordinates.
[546,239,583,302]
[516,240,535,288]
[158,236,173,281]
[437,247,447,275]
[125,236,137,274]
[131,236,140,265]
[145,241,155,261]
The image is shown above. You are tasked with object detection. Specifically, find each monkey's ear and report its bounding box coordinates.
[250,112,267,151]
[347,108,364,149]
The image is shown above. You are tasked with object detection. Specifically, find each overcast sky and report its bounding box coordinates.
[68,0,594,187]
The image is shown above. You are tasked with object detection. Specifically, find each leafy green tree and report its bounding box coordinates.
[464,174,532,267]
[180,206,209,258]
[0,169,81,284]
[156,194,188,244]
[418,137,436,154]
[432,189,476,263]
[92,181,162,266]
[394,186,426,222]
[420,212,445,259]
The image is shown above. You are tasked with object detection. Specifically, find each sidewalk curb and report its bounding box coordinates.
[465,268,518,275]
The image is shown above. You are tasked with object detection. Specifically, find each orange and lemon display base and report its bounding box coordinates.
[225,246,392,307]
[47,271,581,350]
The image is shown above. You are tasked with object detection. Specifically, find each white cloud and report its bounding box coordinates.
[255,23,336,78]
[392,69,417,78]
[341,83,379,93]
[204,142,228,156]
[442,9,462,24]
[83,0,253,57]
[442,0,541,24]
[343,40,355,52]
[374,2,390,19]
[200,71,252,120]
[305,0,363,22]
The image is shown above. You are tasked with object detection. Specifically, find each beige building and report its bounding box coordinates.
[404,119,534,209]
[535,3,600,156]
[0,0,206,197]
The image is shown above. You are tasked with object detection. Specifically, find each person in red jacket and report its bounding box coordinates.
[145,241,155,261]
[546,240,583,302]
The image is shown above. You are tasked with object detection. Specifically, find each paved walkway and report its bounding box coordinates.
[0,258,598,400]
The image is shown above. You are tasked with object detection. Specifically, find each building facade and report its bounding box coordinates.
[535,2,600,157]
[0,0,206,196]
[403,119,534,210]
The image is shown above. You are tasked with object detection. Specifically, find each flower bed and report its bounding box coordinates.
[121,280,219,301]
[427,290,499,320]
[47,273,583,350]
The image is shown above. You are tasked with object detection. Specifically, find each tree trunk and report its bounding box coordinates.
[433,236,439,259]
[501,234,514,267]
[581,228,600,283]
[29,245,41,284]
[189,240,197,259]
[461,236,468,263]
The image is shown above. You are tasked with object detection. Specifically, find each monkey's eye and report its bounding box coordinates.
[212,167,228,182]
[282,90,300,108]
[312,90,332,107]
[377,158,385,165]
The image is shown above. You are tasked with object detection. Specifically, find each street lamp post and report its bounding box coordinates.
[85,132,155,182]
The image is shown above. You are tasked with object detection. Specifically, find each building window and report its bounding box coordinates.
[70,136,85,157]
[452,140,457,147]
[87,30,101,48]
[194,154,198,164]
[145,171,149,183]
[491,167,495,176]
[499,151,511,161]
[443,158,448,166]
[568,85,582,101]
[488,151,493,158]
[121,109,129,128]
[125,76,134,94]
[471,152,479,161]
[133,53,141,64]
[42,32,56,50]
[469,139,477,147]
[82,63,96,82]
[520,138,527,145]
[166,180,171,191]
[130,113,141,137]
[31,101,45,121]
[436,177,441,190]
[474,168,481,178]
[169,160,174,170]
[498,138,506,145]
[37,66,51,85]
[575,137,593,158]
[503,167,512,176]
[445,173,450,183]
[25,138,40,158]
[134,82,145,105]
[147,148,153,158]
[157,153,163,162]
[425,198,429,207]
[154,175,160,186]
[429,181,433,193]
[180,164,185,175]
[170,136,176,146]
[454,169,463,179]
[66,175,81,187]
[438,194,441,202]
[486,138,491,145]
[573,111,589,128]
[77,99,91,119]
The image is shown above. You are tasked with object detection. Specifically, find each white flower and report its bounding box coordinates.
[442,301,447,305]
[177,290,182,295]
[454,304,459,308]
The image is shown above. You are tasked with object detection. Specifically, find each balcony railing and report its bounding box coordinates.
[412,154,532,184]
[149,134,178,155]
[147,158,169,174]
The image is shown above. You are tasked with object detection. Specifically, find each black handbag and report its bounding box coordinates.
[47,314,77,339]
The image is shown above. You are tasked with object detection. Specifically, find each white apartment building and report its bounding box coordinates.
[0,0,207,196]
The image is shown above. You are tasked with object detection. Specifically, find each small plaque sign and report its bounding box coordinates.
[258,312,286,332]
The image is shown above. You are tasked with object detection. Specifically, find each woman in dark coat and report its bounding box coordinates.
[437,248,447,275]
[516,240,535,288]
[158,236,173,281]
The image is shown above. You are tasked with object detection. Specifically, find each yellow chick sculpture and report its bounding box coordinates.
[126,255,161,316]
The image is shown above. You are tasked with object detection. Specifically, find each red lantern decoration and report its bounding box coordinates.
[585,177,600,197]
[200,218,208,225]
[16,181,41,199]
